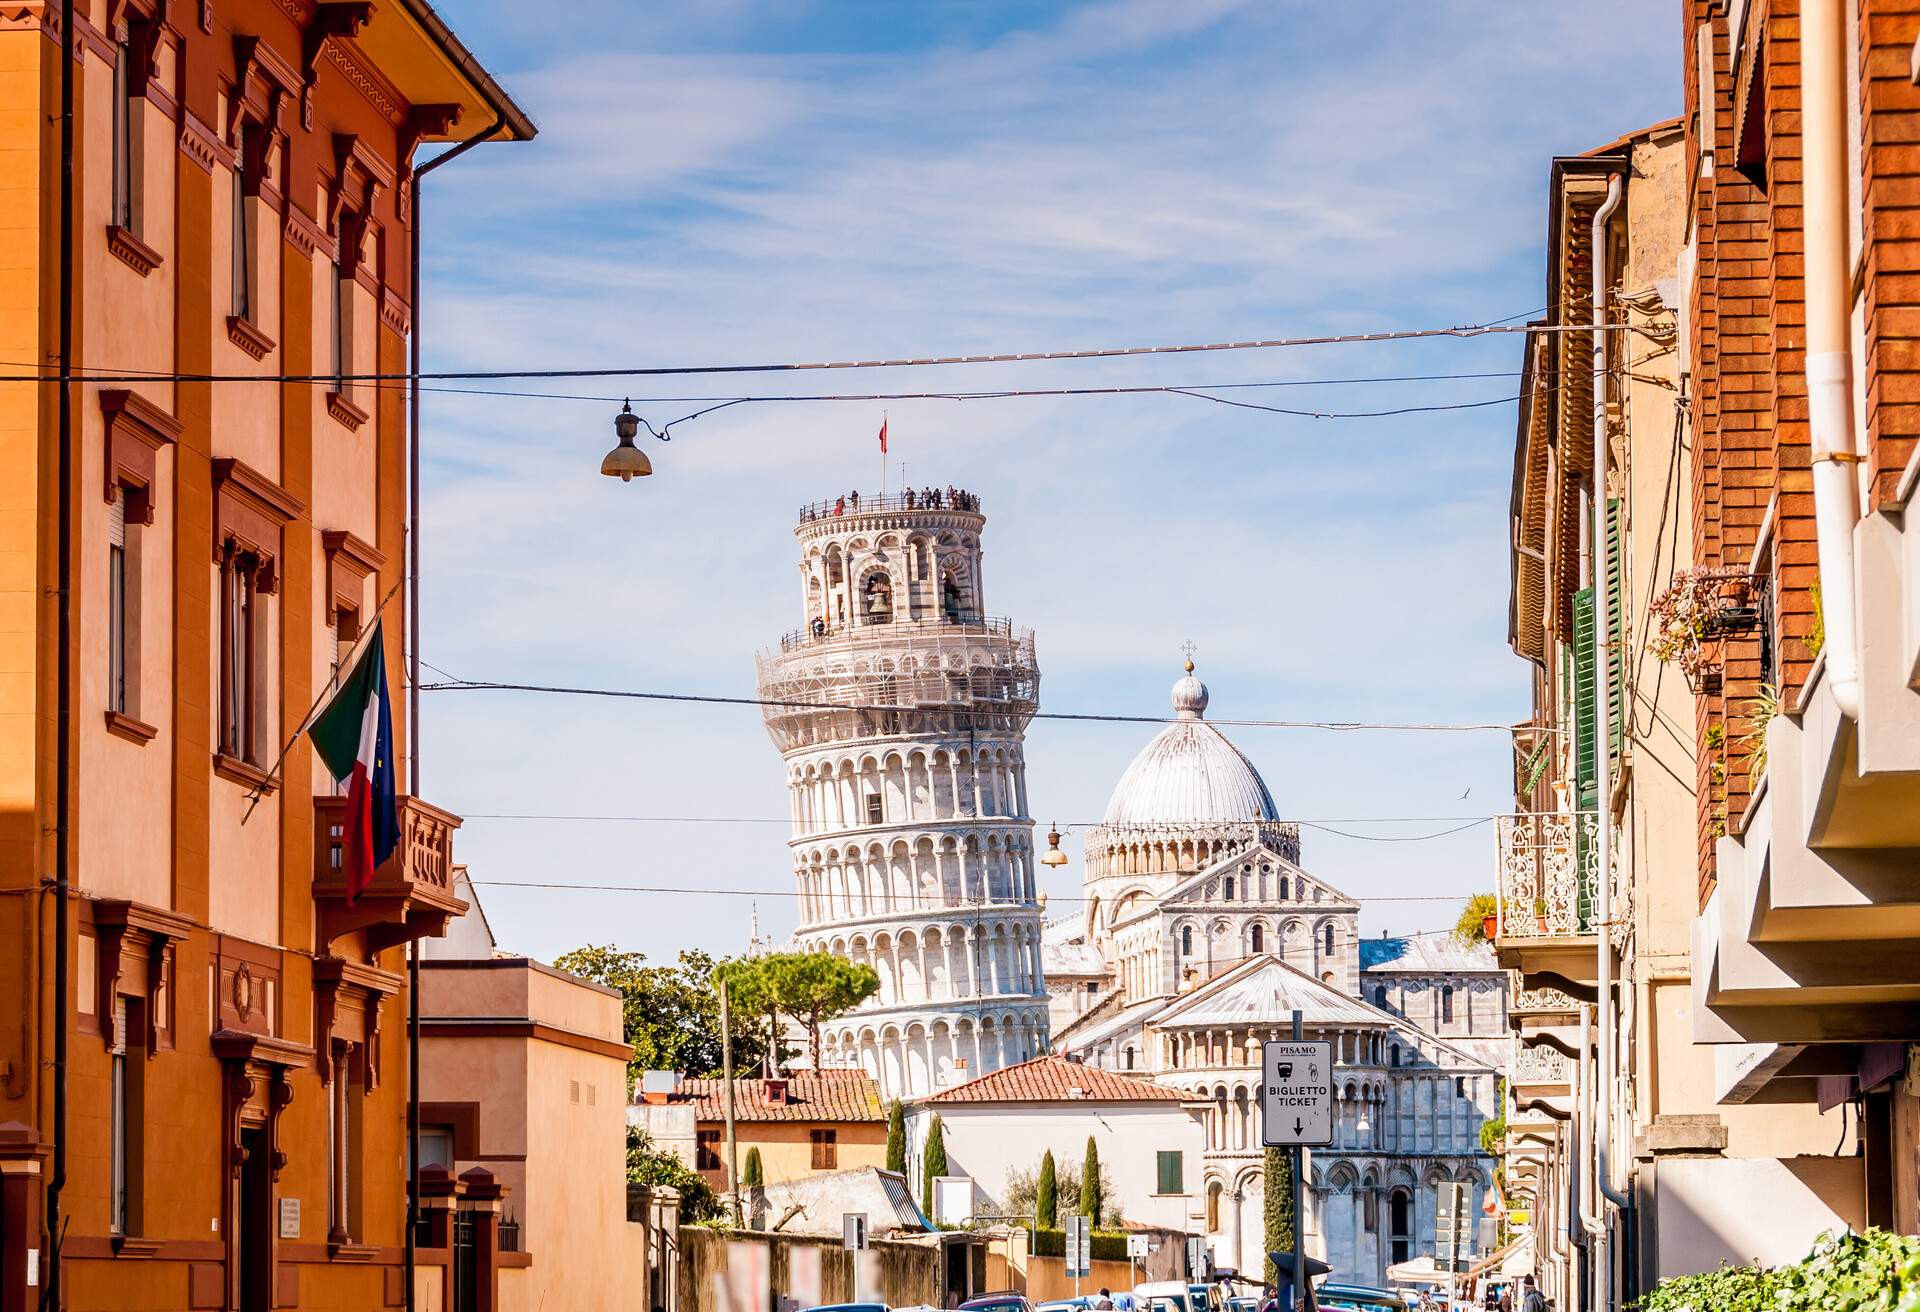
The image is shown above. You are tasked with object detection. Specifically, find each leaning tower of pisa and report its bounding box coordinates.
[755,487,1050,1099]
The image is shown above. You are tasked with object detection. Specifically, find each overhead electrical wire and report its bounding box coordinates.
[418,676,1536,734]
[452,811,1496,843]
[0,315,1649,387]
[462,878,1483,906]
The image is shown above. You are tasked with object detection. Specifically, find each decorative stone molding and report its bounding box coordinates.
[312,956,399,1089]
[320,529,383,625]
[107,224,164,276]
[100,388,180,523]
[325,391,368,432]
[93,899,196,1055]
[104,709,160,745]
[226,314,276,361]
[211,457,303,592]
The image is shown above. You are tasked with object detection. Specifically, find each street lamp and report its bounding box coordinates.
[1040,823,1069,867]
[601,400,652,481]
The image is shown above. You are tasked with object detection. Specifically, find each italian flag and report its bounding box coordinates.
[306,618,399,902]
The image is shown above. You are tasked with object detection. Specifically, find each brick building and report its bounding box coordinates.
[1682,0,1920,1239]
[0,0,530,1308]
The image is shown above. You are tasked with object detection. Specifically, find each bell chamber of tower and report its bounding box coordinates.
[755,489,1051,1100]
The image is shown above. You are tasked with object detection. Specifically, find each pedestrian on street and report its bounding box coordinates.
[1519,1276,1546,1312]
[1092,1289,1115,1311]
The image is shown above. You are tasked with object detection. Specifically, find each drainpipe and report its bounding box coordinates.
[46,0,76,1303]
[1802,0,1864,719]
[404,112,503,1312]
[1587,172,1624,1312]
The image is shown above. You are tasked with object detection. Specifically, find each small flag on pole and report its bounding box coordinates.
[878,414,888,454]
[306,619,399,902]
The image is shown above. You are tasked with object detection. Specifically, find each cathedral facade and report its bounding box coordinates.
[756,491,1050,1100]
[1048,663,1505,1285]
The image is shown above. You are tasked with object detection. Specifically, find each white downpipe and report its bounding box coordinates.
[1577,1006,1606,1238]
[1803,0,1864,719]
[1589,173,1624,1307]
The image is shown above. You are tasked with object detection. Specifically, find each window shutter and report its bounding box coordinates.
[1157,1150,1182,1195]
[108,485,127,547]
[1572,587,1597,811]
[1605,498,1626,762]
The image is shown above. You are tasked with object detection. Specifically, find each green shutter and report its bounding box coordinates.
[1572,587,1597,811]
[1157,1150,1183,1195]
[1605,498,1626,762]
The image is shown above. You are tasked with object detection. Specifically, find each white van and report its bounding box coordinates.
[1134,1283,1196,1312]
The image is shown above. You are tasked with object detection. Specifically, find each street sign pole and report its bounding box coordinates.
[1291,1011,1313,1312]
[1262,1013,1330,1312]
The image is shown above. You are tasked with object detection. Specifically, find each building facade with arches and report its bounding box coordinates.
[757,492,1050,1099]
[1048,664,1504,1284]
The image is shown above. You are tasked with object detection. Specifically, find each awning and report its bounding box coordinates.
[1467,1234,1533,1280]
[1385,1256,1448,1285]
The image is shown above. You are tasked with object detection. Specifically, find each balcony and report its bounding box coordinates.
[1493,812,1620,987]
[314,795,467,950]
[1510,1037,1574,1096]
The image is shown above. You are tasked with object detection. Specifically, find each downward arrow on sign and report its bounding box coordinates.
[1293,1118,1304,1135]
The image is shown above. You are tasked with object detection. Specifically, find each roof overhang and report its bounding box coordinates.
[353,0,536,144]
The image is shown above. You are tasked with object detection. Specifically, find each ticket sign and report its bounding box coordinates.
[1260,1040,1334,1146]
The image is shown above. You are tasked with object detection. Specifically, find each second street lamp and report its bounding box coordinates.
[601,400,653,481]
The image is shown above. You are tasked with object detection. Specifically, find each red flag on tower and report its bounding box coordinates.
[878,415,888,454]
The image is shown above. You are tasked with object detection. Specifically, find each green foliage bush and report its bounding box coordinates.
[1029,1228,1134,1261]
[1636,1229,1920,1312]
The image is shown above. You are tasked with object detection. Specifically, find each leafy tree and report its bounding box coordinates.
[1479,1079,1507,1155]
[886,1100,907,1173]
[1079,1136,1103,1228]
[626,1126,719,1222]
[714,956,783,1077]
[921,1115,948,1218]
[742,1146,764,1188]
[555,944,771,1078]
[1036,1150,1058,1228]
[1005,1155,1122,1229]
[759,951,881,1069]
[1264,1146,1295,1259]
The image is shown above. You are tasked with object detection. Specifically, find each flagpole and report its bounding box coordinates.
[240,577,404,823]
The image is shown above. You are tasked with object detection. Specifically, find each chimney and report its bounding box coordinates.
[764,1077,789,1105]
[640,1070,680,1106]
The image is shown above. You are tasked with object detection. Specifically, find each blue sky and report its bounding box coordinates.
[412,1,1681,967]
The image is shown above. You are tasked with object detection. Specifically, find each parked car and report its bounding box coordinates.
[958,1294,1034,1312]
[1315,1285,1411,1312]
[804,1305,889,1312]
[1036,1301,1091,1312]
[1188,1285,1224,1312]
[1226,1297,1262,1312]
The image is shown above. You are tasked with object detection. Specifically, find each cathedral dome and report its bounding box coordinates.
[1100,664,1280,826]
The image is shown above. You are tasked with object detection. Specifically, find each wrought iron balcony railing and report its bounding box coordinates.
[1496,812,1606,939]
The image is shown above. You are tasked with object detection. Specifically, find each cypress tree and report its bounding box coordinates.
[1037,1149,1058,1228]
[1079,1136,1103,1228]
[886,1099,907,1173]
[921,1115,947,1219]
[743,1146,764,1188]
[1264,1146,1296,1263]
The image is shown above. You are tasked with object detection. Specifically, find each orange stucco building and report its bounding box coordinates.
[0,0,530,1308]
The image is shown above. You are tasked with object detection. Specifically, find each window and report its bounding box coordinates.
[331,257,348,390]
[865,793,884,825]
[218,544,264,763]
[810,1128,838,1169]
[109,996,143,1236]
[108,489,129,715]
[696,1129,722,1171]
[1180,926,1193,955]
[418,1125,455,1172]
[1323,924,1335,956]
[1279,877,1290,900]
[1124,1046,1135,1070]
[111,41,133,229]
[1441,985,1455,1025]
[1251,924,1264,953]
[327,1045,365,1243]
[1390,1045,1400,1067]
[1455,1077,1466,1098]
[231,122,252,319]
[1224,877,1235,900]
[1373,985,1388,1009]
[1156,1150,1184,1195]
[1085,982,1098,995]
[1389,1190,1411,1264]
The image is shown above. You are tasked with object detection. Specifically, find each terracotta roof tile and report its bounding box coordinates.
[921,1055,1190,1104]
[682,1071,886,1124]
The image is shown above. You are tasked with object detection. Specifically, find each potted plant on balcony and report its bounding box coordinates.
[1456,892,1500,944]
[1650,566,1757,695]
